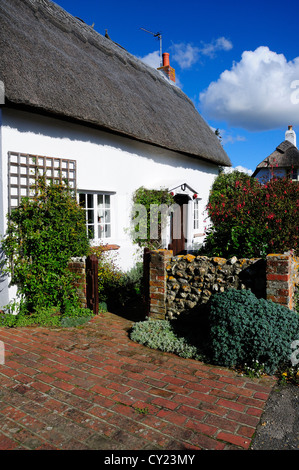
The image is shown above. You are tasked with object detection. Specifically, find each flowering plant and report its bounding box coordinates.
[202,170,299,258]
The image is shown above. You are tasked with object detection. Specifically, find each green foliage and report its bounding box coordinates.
[107,262,144,312]
[89,246,143,310]
[131,187,174,250]
[130,319,200,359]
[242,360,267,379]
[2,175,89,316]
[59,314,92,328]
[129,289,299,378]
[278,365,299,385]
[0,302,92,328]
[134,406,149,416]
[208,289,299,374]
[88,245,123,304]
[202,170,299,258]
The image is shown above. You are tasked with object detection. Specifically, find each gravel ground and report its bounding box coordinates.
[251,384,299,450]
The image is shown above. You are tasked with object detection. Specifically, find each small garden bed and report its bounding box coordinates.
[130,289,299,384]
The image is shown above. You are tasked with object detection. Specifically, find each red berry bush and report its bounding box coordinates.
[202,170,299,259]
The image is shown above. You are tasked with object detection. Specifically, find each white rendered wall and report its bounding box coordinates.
[0,108,219,307]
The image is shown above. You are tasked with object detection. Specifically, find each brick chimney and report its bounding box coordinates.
[285,125,297,147]
[157,53,176,83]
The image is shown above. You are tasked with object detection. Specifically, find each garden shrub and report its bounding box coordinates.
[2,176,90,319]
[88,246,143,311]
[0,303,92,328]
[113,262,144,306]
[202,170,299,258]
[208,289,299,374]
[130,319,200,359]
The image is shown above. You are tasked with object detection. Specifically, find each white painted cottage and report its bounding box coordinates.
[0,0,231,308]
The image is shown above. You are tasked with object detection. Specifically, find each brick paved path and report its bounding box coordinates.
[0,312,276,450]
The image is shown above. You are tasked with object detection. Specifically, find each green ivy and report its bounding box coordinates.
[131,187,174,250]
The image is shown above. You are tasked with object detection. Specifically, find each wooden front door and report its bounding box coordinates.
[168,194,189,256]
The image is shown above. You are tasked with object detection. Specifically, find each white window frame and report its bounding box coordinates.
[78,191,115,242]
[193,198,200,231]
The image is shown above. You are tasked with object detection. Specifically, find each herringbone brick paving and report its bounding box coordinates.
[0,312,276,450]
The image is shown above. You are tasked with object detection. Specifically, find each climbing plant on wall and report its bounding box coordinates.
[2,175,89,316]
[131,187,174,250]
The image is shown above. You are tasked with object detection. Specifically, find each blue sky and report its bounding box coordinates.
[55,0,299,174]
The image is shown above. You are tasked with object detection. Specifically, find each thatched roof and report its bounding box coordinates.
[0,0,231,167]
[252,140,299,177]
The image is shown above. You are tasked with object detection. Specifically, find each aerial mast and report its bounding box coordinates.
[140,28,162,66]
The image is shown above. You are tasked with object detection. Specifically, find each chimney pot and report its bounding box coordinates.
[157,53,175,83]
[162,52,170,67]
[285,125,296,147]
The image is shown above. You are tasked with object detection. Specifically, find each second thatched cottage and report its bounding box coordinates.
[253,126,299,182]
[0,0,231,308]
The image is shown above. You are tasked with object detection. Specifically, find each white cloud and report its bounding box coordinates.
[170,43,200,69]
[170,37,232,69]
[221,133,246,145]
[139,36,232,75]
[210,126,246,145]
[224,165,253,176]
[200,37,233,58]
[139,50,161,68]
[200,46,299,131]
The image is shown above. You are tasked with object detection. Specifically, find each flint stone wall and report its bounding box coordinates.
[166,254,266,319]
[145,249,299,321]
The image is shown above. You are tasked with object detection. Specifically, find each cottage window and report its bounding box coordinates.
[291,169,298,181]
[78,192,113,240]
[193,199,200,230]
[8,152,76,212]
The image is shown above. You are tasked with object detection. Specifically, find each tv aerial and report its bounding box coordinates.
[140,28,163,66]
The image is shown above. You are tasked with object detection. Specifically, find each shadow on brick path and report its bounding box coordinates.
[0,312,276,451]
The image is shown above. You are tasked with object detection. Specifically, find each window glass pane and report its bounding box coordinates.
[87,210,93,224]
[87,194,93,209]
[105,224,111,238]
[97,195,104,223]
[194,200,199,230]
[79,193,85,206]
[87,225,94,239]
[105,195,110,207]
[97,209,104,222]
[98,224,104,238]
[105,209,111,223]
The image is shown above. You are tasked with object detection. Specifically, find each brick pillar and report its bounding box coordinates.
[266,253,297,310]
[147,249,173,320]
[68,257,87,309]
